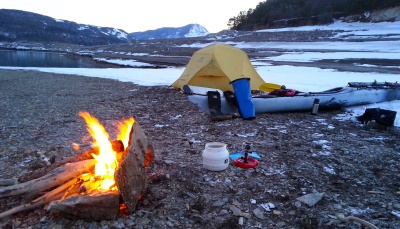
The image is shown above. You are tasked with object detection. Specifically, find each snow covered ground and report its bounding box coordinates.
[1,20,399,126]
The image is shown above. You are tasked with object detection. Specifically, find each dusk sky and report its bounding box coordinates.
[1,0,263,33]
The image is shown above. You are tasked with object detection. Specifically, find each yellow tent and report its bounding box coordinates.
[172,43,265,91]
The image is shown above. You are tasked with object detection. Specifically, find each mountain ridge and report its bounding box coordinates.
[128,24,209,40]
[0,9,209,45]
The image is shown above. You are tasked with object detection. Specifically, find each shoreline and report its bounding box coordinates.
[1,68,399,228]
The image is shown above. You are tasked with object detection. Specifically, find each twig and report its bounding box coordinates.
[336,213,379,229]
[367,190,385,195]
[32,178,78,204]
[0,192,64,219]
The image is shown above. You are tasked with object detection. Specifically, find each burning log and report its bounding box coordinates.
[115,121,153,214]
[18,140,124,183]
[47,190,120,221]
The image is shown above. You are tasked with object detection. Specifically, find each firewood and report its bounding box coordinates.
[0,191,64,219]
[115,122,150,214]
[0,159,96,199]
[47,190,120,221]
[18,147,97,183]
[145,144,155,168]
[60,180,84,200]
[18,140,124,183]
[32,178,79,204]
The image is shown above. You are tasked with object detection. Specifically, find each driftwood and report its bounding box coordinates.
[47,190,120,221]
[0,191,65,219]
[0,159,96,199]
[336,214,379,229]
[115,121,153,214]
[18,148,97,183]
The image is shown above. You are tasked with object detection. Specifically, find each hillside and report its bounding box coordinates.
[0,9,129,46]
[128,24,209,40]
[229,1,400,30]
[0,9,208,45]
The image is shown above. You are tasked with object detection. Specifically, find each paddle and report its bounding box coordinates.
[259,83,282,92]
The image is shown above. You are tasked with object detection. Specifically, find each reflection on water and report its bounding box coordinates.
[0,50,95,68]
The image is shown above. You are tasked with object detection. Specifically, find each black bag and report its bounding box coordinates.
[357,108,397,126]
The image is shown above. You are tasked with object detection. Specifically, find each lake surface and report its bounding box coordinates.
[0,50,96,68]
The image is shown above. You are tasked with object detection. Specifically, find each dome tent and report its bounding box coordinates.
[172,43,265,91]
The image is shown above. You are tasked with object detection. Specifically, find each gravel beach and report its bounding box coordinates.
[1,68,400,228]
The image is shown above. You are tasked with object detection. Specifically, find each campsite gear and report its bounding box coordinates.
[269,88,297,97]
[186,85,224,96]
[207,91,222,115]
[223,91,241,118]
[206,91,232,121]
[357,108,397,126]
[171,44,266,91]
[259,83,282,92]
[231,78,256,120]
[348,81,398,88]
[311,99,320,115]
[232,142,259,169]
[202,142,230,171]
[233,157,259,169]
[230,152,261,160]
[182,85,193,95]
[187,82,400,114]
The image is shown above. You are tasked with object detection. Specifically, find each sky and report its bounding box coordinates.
[1,20,399,126]
[0,0,263,33]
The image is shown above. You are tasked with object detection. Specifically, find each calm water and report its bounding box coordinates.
[0,50,96,68]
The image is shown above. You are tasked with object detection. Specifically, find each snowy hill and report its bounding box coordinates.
[0,9,210,44]
[0,9,129,46]
[128,24,209,40]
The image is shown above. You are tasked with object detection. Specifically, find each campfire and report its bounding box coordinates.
[0,112,154,220]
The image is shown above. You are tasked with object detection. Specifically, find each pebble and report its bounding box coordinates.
[288,210,296,215]
[238,217,244,225]
[212,197,228,207]
[273,210,282,215]
[295,201,302,208]
[392,210,400,218]
[219,209,229,215]
[260,202,275,212]
[296,192,325,207]
[276,221,286,228]
[333,204,343,209]
[125,219,135,227]
[164,160,174,164]
[253,207,265,219]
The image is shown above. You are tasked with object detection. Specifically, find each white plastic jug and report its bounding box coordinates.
[202,142,229,171]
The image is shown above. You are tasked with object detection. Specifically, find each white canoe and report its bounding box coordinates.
[187,84,400,114]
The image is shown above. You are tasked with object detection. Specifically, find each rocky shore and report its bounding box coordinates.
[1,68,399,228]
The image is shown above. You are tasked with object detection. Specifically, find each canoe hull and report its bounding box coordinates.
[188,87,400,114]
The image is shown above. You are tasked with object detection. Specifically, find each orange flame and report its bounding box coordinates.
[79,112,135,191]
[117,118,135,149]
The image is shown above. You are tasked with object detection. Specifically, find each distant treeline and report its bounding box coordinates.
[228,0,400,30]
